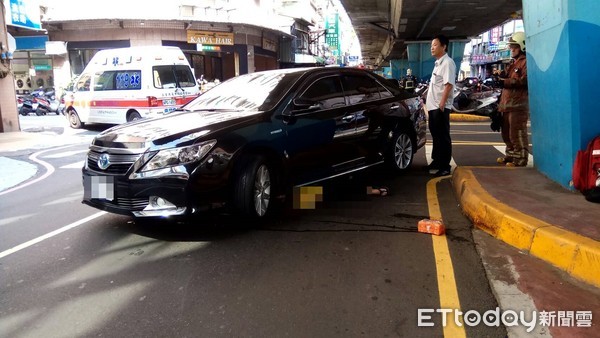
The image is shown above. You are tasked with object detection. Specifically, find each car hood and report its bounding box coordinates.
[92,110,263,149]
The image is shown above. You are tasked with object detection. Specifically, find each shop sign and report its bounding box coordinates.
[325,13,339,51]
[6,0,42,30]
[196,44,221,52]
[45,41,67,55]
[34,64,52,70]
[262,38,277,52]
[187,30,234,45]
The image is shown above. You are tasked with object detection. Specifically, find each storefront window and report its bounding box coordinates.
[12,51,53,93]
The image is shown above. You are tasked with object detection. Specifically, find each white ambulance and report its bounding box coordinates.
[64,46,200,128]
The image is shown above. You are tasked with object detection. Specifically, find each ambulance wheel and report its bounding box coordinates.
[69,110,84,129]
[127,111,141,122]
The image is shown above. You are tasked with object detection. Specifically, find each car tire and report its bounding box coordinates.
[127,111,142,122]
[386,129,414,172]
[233,155,273,218]
[68,110,84,129]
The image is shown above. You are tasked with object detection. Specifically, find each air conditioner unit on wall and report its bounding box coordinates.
[14,74,32,94]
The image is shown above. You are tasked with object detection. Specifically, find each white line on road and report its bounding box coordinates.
[0,211,106,259]
[43,149,89,159]
[60,161,85,169]
[424,144,458,170]
[493,146,534,167]
[0,145,70,196]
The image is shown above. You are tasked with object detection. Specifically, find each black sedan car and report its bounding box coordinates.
[82,67,426,218]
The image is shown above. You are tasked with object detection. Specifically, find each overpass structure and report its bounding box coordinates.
[340,0,521,69]
[340,0,600,192]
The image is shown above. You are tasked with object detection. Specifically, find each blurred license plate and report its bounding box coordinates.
[163,98,176,106]
[84,176,115,201]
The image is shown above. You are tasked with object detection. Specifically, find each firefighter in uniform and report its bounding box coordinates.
[495,31,529,167]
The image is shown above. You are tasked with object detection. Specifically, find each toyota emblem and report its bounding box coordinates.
[97,153,111,170]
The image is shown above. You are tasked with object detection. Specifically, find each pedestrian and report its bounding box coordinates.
[401,68,417,92]
[495,31,529,167]
[425,34,456,176]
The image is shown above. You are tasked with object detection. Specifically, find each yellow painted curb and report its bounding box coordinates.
[450,114,490,122]
[452,167,600,288]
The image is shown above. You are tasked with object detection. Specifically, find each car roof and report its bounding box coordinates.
[247,66,376,77]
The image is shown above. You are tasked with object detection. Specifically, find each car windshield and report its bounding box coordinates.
[185,69,303,112]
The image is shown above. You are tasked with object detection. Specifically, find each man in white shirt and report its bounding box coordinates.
[425,34,456,176]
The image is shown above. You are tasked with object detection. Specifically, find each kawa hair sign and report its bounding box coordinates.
[186,30,234,45]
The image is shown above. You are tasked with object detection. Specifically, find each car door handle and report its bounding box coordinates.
[390,105,400,109]
[342,115,355,122]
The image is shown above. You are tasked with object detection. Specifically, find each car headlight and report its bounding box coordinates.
[140,140,217,172]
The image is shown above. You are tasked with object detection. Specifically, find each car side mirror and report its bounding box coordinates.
[292,98,320,113]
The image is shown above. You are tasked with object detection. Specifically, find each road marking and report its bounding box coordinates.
[452,141,506,146]
[43,149,88,159]
[61,161,85,169]
[426,177,466,338]
[424,144,457,170]
[452,130,500,135]
[0,211,106,259]
[493,145,534,167]
[0,146,71,196]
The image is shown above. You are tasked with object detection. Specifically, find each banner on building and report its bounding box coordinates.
[325,13,339,51]
[46,41,67,55]
[187,30,234,45]
[5,0,42,30]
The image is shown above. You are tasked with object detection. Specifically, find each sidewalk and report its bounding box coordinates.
[0,129,92,192]
[452,166,600,288]
[0,128,73,152]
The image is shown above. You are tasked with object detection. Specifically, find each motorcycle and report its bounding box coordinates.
[451,81,501,116]
[414,81,429,100]
[39,88,62,114]
[19,88,61,116]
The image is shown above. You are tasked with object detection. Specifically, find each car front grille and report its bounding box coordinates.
[87,150,141,175]
[115,197,148,210]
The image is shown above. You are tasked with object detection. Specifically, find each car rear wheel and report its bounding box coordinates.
[69,110,84,129]
[233,155,273,218]
[386,130,414,171]
[128,111,141,122]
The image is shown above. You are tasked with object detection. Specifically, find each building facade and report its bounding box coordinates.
[2,0,358,132]
[467,19,525,80]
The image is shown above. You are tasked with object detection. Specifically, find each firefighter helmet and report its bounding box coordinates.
[507,31,526,51]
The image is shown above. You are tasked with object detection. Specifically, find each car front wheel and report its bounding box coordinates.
[233,156,273,218]
[386,130,414,171]
[68,110,84,129]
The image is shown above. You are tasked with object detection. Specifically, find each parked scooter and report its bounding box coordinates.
[20,88,62,116]
[451,80,501,116]
[414,81,429,103]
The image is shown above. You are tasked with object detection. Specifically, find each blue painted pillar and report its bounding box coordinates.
[524,0,600,188]
[405,41,465,82]
[406,42,433,81]
[390,59,408,80]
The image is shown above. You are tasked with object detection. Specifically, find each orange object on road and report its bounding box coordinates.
[418,219,446,236]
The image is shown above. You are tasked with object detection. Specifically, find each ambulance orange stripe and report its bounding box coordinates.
[66,96,196,108]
